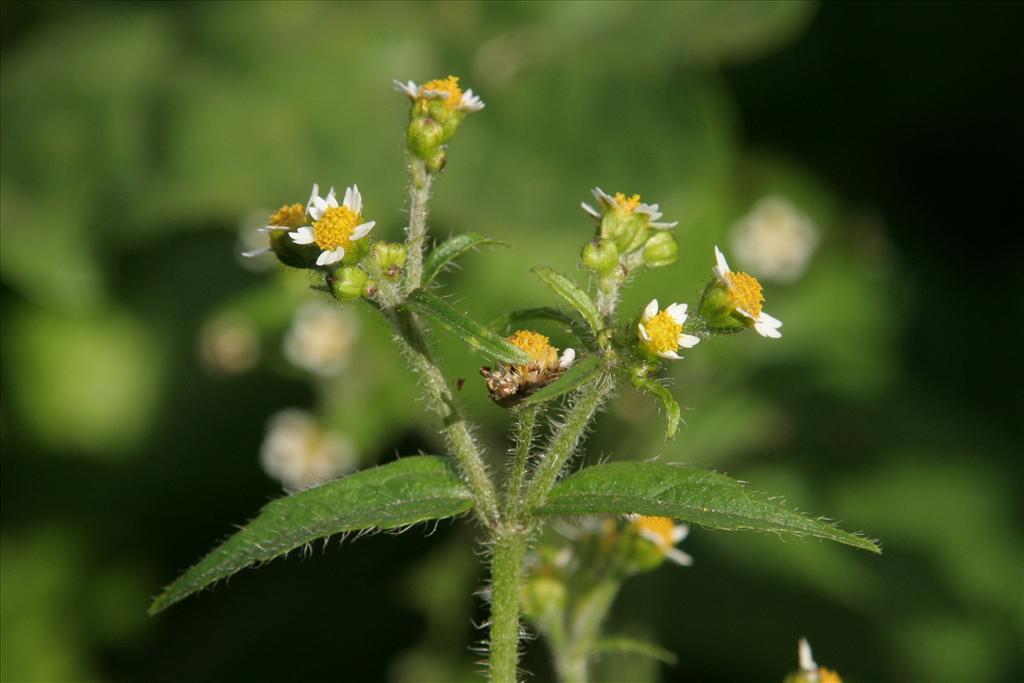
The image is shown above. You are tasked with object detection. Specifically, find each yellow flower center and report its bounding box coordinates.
[725,271,764,317]
[507,329,558,368]
[420,75,463,109]
[613,192,642,215]
[632,516,676,548]
[269,203,306,229]
[313,206,363,251]
[818,669,843,683]
[641,310,682,354]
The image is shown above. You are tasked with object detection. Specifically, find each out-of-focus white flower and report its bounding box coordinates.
[637,299,700,360]
[393,75,485,112]
[198,314,259,374]
[283,301,359,376]
[260,409,356,491]
[712,246,783,338]
[289,184,375,267]
[628,515,693,566]
[730,196,819,283]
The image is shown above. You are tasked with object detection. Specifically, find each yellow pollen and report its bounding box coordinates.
[633,516,676,548]
[818,669,843,683]
[641,310,682,354]
[313,205,363,251]
[420,75,463,109]
[725,271,764,317]
[613,192,642,214]
[506,329,558,368]
[269,203,306,229]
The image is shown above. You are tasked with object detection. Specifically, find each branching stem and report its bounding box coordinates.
[504,404,539,521]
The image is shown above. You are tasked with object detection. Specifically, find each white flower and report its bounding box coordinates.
[730,196,819,283]
[260,409,356,491]
[637,298,700,360]
[713,246,783,338]
[393,76,485,112]
[198,314,259,374]
[581,187,678,229]
[629,515,693,566]
[289,183,376,267]
[283,301,359,376]
[240,203,309,262]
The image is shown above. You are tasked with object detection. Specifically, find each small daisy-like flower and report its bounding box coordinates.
[241,202,309,258]
[260,409,357,491]
[481,330,574,406]
[796,638,843,683]
[629,515,693,566]
[289,184,376,267]
[394,75,485,112]
[638,299,701,360]
[712,245,783,338]
[581,187,678,229]
[731,196,819,283]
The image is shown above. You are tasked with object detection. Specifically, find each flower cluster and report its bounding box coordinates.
[699,245,783,338]
[481,330,574,406]
[580,187,680,274]
[395,75,484,172]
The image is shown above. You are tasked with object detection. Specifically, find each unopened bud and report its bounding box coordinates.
[425,149,448,174]
[331,266,368,301]
[407,117,444,159]
[581,239,619,274]
[602,213,648,254]
[373,242,407,280]
[641,231,678,268]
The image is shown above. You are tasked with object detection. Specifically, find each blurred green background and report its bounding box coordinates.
[2,2,1021,682]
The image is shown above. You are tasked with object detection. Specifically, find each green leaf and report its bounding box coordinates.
[422,232,508,286]
[404,289,532,365]
[634,378,681,439]
[489,307,586,343]
[149,456,474,614]
[521,354,605,407]
[595,637,679,665]
[531,266,603,333]
[537,462,881,553]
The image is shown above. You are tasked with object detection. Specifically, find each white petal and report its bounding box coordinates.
[635,203,663,221]
[345,185,362,214]
[678,334,701,348]
[754,320,783,338]
[656,350,681,360]
[592,187,615,209]
[316,247,345,266]
[650,220,679,229]
[459,89,485,111]
[350,220,375,240]
[259,226,290,232]
[559,348,576,369]
[581,202,601,219]
[290,226,315,244]
[637,528,664,547]
[642,299,659,321]
[759,311,783,328]
[637,322,651,341]
[326,187,339,208]
[671,523,690,543]
[666,303,688,325]
[799,639,818,673]
[307,183,320,209]
[713,245,730,281]
[664,546,694,566]
[735,306,756,321]
[241,246,271,258]
[393,79,418,97]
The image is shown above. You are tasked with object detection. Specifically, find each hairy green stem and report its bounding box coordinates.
[521,378,614,513]
[391,308,500,528]
[595,276,621,323]
[489,531,527,683]
[504,405,539,522]
[403,158,432,294]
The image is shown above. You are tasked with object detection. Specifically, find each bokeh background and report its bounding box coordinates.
[2,2,1021,682]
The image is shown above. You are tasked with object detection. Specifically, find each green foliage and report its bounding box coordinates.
[537,462,881,553]
[633,378,682,439]
[149,456,473,614]
[594,636,679,665]
[531,266,604,333]
[489,307,588,344]
[520,354,605,407]
[403,289,532,365]
[422,233,507,286]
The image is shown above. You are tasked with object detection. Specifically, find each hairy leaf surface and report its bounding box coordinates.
[521,355,605,406]
[405,289,532,364]
[537,462,880,553]
[422,233,507,286]
[634,378,681,439]
[150,456,474,614]
[531,266,603,333]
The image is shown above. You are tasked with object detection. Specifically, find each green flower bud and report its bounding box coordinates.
[581,239,619,274]
[331,266,368,301]
[697,281,748,333]
[641,231,678,268]
[601,212,648,254]
[407,117,445,159]
[372,242,407,280]
[425,149,447,174]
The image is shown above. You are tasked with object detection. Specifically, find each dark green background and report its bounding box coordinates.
[2,2,1021,682]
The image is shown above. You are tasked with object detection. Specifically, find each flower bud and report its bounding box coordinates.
[331,266,368,301]
[425,149,447,173]
[602,212,648,254]
[641,231,678,268]
[407,117,445,159]
[581,239,619,274]
[372,242,407,280]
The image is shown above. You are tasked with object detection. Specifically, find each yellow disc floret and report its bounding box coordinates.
[313,206,363,251]
[507,329,558,369]
[641,310,682,355]
[725,271,765,317]
[632,516,676,549]
[818,669,843,683]
[613,192,642,215]
[269,203,307,229]
[421,75,463,109]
